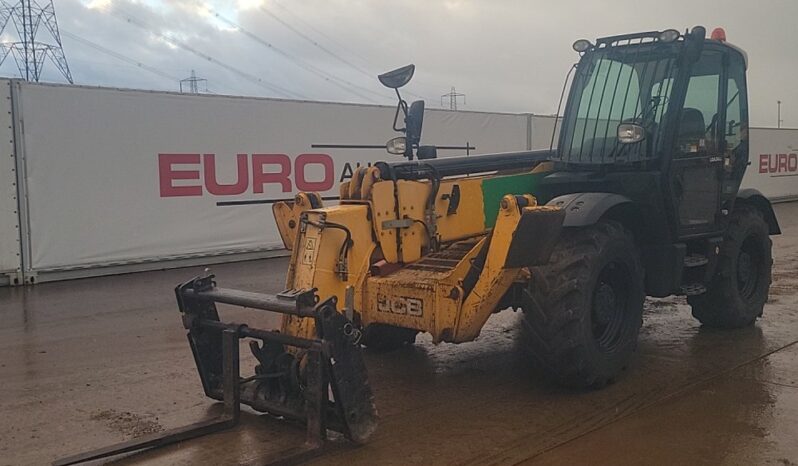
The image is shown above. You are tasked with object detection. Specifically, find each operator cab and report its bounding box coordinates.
[554,26,750,239]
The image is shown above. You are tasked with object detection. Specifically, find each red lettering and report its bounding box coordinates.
[769,154,779,173]
[790,153,798,172]
[159,152,338,197]
[203,154,248,195]
[759,154,769,174]
[252,154,292,193]
[778,154,789,173]
[295,153,334,192]
[159,153,201,197]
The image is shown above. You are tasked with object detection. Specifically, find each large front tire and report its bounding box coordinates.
[521,221,644,388]
[689,205,772,328]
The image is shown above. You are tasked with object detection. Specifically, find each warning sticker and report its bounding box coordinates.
[302,237,316,265]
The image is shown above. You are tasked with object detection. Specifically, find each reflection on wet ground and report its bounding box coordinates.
[2,202,798,465]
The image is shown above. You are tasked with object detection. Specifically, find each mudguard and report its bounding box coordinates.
[737,188,781,235]
[546,192,633,227]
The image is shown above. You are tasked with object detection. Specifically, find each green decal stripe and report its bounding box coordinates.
[481,172,544,228]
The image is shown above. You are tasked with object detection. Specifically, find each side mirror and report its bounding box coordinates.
[386,136,407,155]
[406,100,425,147]
[379,65,426,160]
[378,64,415,89]
[617,123,645,144]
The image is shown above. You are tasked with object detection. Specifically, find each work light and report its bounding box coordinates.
[572,39,592,53]
[658,29,680,43]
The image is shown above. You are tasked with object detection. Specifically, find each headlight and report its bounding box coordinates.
[386,136,407,155]
[572,39,593,53]
[658,29,680,43]
[617,123,645,144]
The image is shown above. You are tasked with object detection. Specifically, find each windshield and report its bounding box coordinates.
[557,43,681,164]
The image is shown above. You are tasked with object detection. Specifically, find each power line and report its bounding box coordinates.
[87,4,428,105]
[60,29,181,83]
[63,30,246,95]
[270,0,375,69]
[109,7,305,99]
[206,9,385,103]
[255,2,430,103]
[258,3,373,80]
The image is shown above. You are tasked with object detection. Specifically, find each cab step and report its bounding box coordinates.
[684,254,709,268]
[680,283,707,296]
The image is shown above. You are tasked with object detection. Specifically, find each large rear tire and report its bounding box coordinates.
[521,221,644,388]
[689,205,772,328]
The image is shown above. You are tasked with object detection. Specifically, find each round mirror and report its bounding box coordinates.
[378,65,415,89]
[386,136,407,155]
[617,123,645,144]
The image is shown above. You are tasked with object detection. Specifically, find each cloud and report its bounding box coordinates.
[236,0,266,11]
[84,0,112,9]
[5,0,796,127]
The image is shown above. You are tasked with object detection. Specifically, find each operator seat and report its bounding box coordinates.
[677,108,706,154]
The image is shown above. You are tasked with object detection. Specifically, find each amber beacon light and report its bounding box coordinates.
[711,27,727,41]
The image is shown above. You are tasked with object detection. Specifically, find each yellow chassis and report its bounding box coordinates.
[273,166,564,344]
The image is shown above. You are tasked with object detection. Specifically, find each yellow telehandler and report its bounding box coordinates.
[57,26,780,465]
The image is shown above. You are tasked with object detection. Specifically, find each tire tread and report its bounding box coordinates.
[521,220,644,388]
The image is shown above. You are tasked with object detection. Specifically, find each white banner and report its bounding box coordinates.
[0,80,20,279]
[742,128,798,201]
[15,82,537,272]
[13,79,791,277]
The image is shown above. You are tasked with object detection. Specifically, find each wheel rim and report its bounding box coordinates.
[591,261,629,352]
[737,235,763,300]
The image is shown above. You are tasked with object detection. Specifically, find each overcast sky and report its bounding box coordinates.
[6,0,797,127]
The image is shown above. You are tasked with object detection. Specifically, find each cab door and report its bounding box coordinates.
[671,49,726,237]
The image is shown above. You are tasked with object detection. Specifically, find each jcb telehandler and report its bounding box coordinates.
[57,26,780,465]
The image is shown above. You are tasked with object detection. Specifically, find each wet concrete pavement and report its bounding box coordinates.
[2,203,798,465]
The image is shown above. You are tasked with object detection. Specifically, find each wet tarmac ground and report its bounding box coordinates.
[2,203,798,465]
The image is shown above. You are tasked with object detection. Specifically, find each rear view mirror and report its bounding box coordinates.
[378,64,415,89]
[386,136,407,155]
[617,123,645,144]
[378,65,425,160]
[406,100,425,147]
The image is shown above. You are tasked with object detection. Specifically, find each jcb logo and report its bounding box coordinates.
[377,295,423,317]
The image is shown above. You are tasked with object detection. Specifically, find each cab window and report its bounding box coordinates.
[724,52,748,171]
[677,51,723,156]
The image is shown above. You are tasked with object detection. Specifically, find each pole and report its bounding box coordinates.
[20,0,29,80]
[27,0,37,81]
[777,100,782,128]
